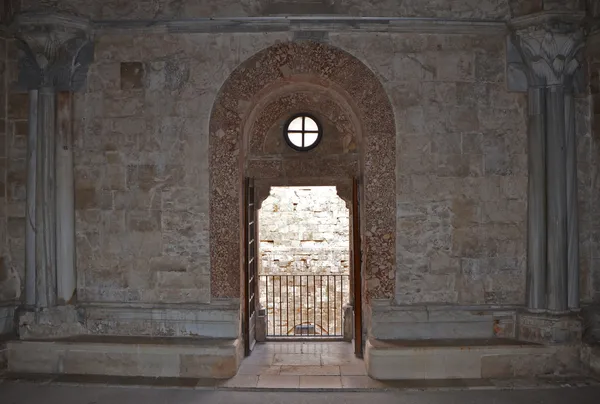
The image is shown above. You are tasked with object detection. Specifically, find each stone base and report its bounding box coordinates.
[582,305,600,342]
[6,336,243,379]
[0,340,7,371]
[517,311,582,344]
[0,304,15,335]
[581,345,600,376]
[365,338,578,380]
[18,306,87,339]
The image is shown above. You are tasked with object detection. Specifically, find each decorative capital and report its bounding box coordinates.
[513,23,584,86]
[507,13,586,91]
[12,12,94,91]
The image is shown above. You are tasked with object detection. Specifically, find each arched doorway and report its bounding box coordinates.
[209,41,396,358]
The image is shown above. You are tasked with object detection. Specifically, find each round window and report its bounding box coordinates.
[283,114,322,151]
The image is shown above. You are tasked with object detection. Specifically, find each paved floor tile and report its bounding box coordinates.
[273,353,322,366]
[299,376,343,389]
[340,364,367,376]
[341,376,387,389]
[237,365,281,376]
[280,365,340,376]
[221,375,259,388]
[321,353,363,366]
[242,354,275,365]
[256,375,300,388]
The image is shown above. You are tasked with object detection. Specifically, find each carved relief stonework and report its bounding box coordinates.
[14,13,93,91]
[512,22,585,87]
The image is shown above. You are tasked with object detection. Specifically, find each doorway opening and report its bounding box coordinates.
[258,186,351,340]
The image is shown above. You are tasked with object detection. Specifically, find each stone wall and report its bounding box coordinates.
[330,32,528,306]
[74,30,532,308]
[19,0,511,20]
[259,186,349,275]
[74,32,288,304]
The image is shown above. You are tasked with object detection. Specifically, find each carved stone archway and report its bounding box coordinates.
[209,41,396,302]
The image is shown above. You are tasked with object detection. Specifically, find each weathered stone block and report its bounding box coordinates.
[7,93,27,119]
[120,62,144,90]
[75,188,113,210]
[518,313,583,344]
[126,210,161,232]
[180,354,237,379]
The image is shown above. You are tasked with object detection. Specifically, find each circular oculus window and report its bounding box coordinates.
[283,114,322,151]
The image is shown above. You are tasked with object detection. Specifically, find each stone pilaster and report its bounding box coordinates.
[510,12,586,314]
[13,12,93,312]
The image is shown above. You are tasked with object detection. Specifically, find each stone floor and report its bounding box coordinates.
[229,341,372,389]
[2,382,600,404]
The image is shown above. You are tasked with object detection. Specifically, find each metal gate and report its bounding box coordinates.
[260,274,349,338]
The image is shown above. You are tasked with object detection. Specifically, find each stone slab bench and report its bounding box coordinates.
[365,338,577,380]
[6,336,242,379]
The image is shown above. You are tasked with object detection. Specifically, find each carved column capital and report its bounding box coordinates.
[12,12,94,91]
[511,20,585,87]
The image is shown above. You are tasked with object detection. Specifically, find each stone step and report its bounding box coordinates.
[6,336,242,379]
[365,338,577,380]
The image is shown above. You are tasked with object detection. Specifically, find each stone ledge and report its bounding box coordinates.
[365,338,577,380]
[369,304,517,340]
[7,337,242,379]
[81,304,240,339]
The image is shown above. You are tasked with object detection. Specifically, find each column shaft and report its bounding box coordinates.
[565,91,579,310]
[25,89,38,307]
[35,87,57,308]
[56,92,76,304]
[527,86,547,311]
[545,85,568,313]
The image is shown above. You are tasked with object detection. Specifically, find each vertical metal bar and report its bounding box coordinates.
[286,275,289,336]
[334,275,337,335]
[341,275,344,337]
[265,275,268,337]
[279,276,282,336]
[313,275,316,336]
[327,275,330,335]
[293,275,296,336]
[306,275,309,335]
[299,275,302,335]
[320,275,323,336]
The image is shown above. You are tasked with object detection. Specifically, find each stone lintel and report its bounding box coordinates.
[509,10,587,31]
[94,16,507,36]
[12,11,93,35]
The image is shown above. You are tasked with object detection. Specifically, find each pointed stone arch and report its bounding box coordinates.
[209,40,396,301]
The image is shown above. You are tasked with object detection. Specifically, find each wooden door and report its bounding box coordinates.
[243,177,257,355]
[352,178,363,357]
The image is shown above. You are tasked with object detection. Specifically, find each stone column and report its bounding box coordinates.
[564,88,580,311]
[545,84,568,312]
[512,17,584,313]
[25,89,37,307]
[526,85,546,311]
[56,92,76,304]
[14,13,93,309]
[36,86,57,308]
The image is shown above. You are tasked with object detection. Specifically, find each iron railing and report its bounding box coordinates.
[259,274,349,338]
